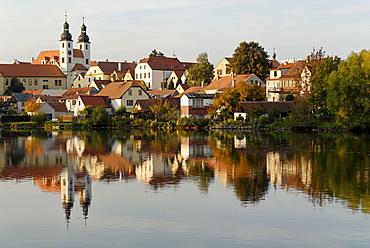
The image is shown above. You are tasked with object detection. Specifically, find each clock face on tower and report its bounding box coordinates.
[61,50,65,55]
[68,50,72,56]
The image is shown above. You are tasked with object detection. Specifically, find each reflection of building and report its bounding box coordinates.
[266,151,312,190]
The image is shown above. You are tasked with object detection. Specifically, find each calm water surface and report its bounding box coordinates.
[0,130,369,247]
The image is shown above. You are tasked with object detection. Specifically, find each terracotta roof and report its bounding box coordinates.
[205,74,254,90]
[237,101,295,113]
[147,90,177,98]
[97,81,146,99]
[47,102,68,112]
[181,62,196,70]
[135,98,179,113]
[90,61,137,74]
[277,62,295,70]
[185,93,214,99]
[79,95,111,108]
[178,84,190,91]
[73,49,84,58]
[0,64,65,77]
[36,95,62,103]
[63,87,96,96]
[22,90,44,95]
[91,80,111,90]
[32,50,60,65]
[71,63,88,71]
[139,57,185,71]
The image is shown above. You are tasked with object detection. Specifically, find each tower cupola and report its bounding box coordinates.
[60,14,72,41]
[78,18,89,43]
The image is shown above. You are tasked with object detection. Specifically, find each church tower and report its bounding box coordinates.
[59,13,74,73]
[77,17,91,69]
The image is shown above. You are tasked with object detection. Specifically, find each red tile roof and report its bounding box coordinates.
[71,63,88,71]
[79,95,111,108]
[0,64,65,77]
[47,102,68,112]
[139,57,185,71]
[205,74,254,90]
[63,87,96,96]
[90,61,137,74]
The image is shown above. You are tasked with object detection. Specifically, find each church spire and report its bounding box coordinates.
[78,15,90,43]
[60,11,72,41]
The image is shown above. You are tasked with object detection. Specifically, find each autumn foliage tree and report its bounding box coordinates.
[24,100,41,112]
[209,82,265,119]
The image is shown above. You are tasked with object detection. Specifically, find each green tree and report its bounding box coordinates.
[309,56,341,116]
[8,77,25,94]
[229,41,270,80]
[149,99,178,122]
[186,52,214,87]
[168,78,175,90]
[285,97,316,127]
[80,105,94,116]
[326,50,370,127]
[149,49,165,57]
[115,105,127,116]
[90,107,110,126]
[31,111,47,124]
[209,82,265,119]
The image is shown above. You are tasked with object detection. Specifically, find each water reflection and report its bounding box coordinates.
[1,130,370,223]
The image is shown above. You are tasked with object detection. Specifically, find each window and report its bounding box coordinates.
[22,79,26,85]
[140,66,142,69]
[68,43,71,48]
[127,100,133,106]
[5,79,9,85]
[140,73,142,79]
[86,59,89,64]
[55,80,58,86]
[274,71,277,77]
[28,79,32,85]
[86,44,88,50]
[79,44,82,49]
[148,72,150,78]
[138,90,142,96]
[43,79,48,82]
[217,69,222,75]
[144,73,146,79]
[193,99,203,108]
[128,90,132,96]
[62,43,65,48]
[136,74,138,79]
[43,85,49,89]
[68,57,72,63]
[144,65,146,69]
[62,58,65,63]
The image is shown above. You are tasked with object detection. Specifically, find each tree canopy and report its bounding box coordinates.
[209,82,265,119]
[186,52,214,87]
[228,41,270,80]
[326,50,370,127]
[8,77,25,94]
[149,49,165,57]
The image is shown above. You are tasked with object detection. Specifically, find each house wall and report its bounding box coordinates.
[0,76,67,95]
[213,58,231,79]
[135,63,173,90]
[120,86,149,112]
[85,66,107,85]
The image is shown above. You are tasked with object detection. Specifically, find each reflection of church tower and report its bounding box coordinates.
[77,17,90,69]
[59,13,73,73]
[61,166,75,223]
[79,167,92,221]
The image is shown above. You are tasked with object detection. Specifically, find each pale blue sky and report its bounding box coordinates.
[1,0,370,65]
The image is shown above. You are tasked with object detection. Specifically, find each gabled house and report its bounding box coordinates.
[74,95,112,116]
[131,98,179,119]
[85,60,136,85]
[204,74,265,94]
[135,57,187,90]
[180,93,214,118]
[266,60,310,101]
[213,57,232,79]
[12,93,34,113]
[89,80,110,91]
[175,83,190,94]
[96,81,150,112]
[146,90,178,99]
[39,102,71,120]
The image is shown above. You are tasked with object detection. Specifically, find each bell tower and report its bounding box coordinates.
[59,12,74,73]
[77,16,90,69]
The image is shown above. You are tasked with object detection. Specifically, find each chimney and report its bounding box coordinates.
[106,59,109,62]
[118,62,122,71]
[14,59,19,64]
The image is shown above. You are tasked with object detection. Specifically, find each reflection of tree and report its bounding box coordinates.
[187,160,214,193]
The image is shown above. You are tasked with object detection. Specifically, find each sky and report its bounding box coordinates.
[1,0,370,65]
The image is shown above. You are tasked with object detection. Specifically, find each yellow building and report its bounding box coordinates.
[0,63,66,95]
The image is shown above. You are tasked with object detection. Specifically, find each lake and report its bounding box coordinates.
[0,130,369,247]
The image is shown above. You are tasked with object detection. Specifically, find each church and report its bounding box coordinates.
[32,15,91,88]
